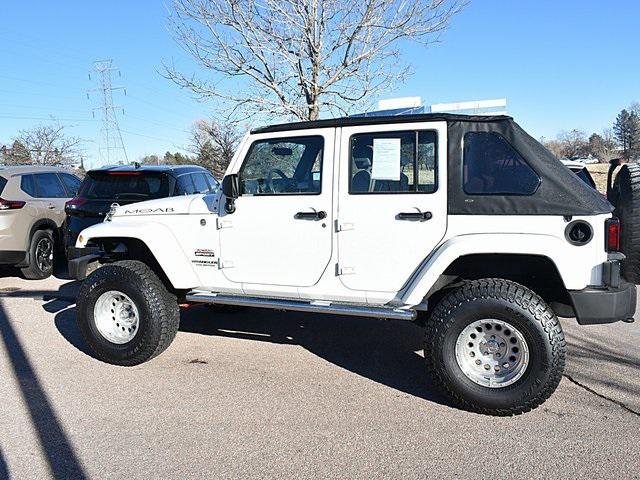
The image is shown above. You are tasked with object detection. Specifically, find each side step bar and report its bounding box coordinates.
[185,293,417,321]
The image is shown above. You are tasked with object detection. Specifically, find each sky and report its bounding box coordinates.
[0,0,638,169]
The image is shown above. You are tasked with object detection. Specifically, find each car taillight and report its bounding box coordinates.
[605,217,620,252]
[65,197,88,210]
[0,198,26,210]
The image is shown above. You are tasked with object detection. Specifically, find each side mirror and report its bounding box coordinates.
[221,174,239,214]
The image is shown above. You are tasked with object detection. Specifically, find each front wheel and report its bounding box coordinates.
[424,279,566,416]
[76,260,180,366]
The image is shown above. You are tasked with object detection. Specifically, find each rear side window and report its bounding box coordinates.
[463,132,540,195]
[191,173,208,193]
[79,172,171,201]
[60,173,82,196]
[176,175,196,195]
[349,130,437,194]
[35,173,67,198]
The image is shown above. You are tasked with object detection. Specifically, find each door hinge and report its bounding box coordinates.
[337,265,356,275]
[218,259,235,269]
[217,218,232,229]
[335,220,355,232]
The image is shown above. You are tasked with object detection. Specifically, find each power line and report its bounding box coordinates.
[89,60,128,165]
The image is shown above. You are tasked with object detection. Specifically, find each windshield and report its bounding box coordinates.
[79,172,172,200]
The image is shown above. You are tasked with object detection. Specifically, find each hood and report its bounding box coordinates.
[110,193,220,218]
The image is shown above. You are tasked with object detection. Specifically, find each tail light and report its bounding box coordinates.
[605,217,620,252]
[65,197,88,211]
[0,198,26,210]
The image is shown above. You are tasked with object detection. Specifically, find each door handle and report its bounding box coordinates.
[397,211,432,221]
[295,210,327,220]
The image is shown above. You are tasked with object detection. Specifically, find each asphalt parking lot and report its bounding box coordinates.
[0,273,638,479]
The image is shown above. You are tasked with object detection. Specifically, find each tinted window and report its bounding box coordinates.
[0,176,7,196]
[21,174,37,197]
[239,136,323,195]
[205,173,219,193]
[60,173,82,196]
[176,175,196,195]
[576,168,596,189]
[35,173,67,198]
[463,132,540,195]
[192,173,209,194]
[79,172,171,200]
[349,131,437,193]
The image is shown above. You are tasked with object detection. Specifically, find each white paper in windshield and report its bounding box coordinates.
[371,138,401,180]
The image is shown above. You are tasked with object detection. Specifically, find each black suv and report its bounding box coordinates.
[64,165,218,250]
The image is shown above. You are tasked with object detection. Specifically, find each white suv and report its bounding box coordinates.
[69,113,636,415]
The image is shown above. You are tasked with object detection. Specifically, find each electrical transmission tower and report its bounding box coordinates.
[89,59,128,165]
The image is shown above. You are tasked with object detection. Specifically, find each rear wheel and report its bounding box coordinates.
[424,279,566,416]
[611,163,640,283]
[21,229,54,280]
[77,260,180,366]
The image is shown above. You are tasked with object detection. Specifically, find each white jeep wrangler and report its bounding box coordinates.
[69,113,636,416]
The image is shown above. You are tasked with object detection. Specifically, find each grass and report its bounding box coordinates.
[586,163,611,193]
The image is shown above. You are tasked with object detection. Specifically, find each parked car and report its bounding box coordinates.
[70,113,636,416]
[64,164,218,251]
[561,159,597,189]
[0,166,81,279]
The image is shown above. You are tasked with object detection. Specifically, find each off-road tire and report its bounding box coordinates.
[424,278,566,416]
[76,260,180,366]
[21,229,55,280]
[612,163,640,283]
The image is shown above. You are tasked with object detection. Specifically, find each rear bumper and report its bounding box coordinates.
[67,246,102,280]
[569,281,636,325]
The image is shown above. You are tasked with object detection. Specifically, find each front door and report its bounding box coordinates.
[218,129,335,288]
[337,121,448,293]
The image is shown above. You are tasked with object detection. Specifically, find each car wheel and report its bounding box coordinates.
[76,260,180,366]
[424,278,566,416]
[21,229,55,280]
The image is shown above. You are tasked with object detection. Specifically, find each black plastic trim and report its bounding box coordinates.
[570,281,636,325]
[0,250,27,265]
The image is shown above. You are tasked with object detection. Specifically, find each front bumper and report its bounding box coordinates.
[67,246,102,280]
[569,281,636,325]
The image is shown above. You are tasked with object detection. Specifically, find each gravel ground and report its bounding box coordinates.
[0,273,638,479]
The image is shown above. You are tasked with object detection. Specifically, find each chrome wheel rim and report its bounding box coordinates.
[455,319,529,388]
[35,237,53,272]
[93,291,140,344]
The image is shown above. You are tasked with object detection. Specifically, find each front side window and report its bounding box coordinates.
[239,136,324,195]
[463,132,540,195]
[349,131,437,194]
[192,173,209,194]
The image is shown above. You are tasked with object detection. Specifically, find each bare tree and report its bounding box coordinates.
[14,123,83,166]
[190,119,242,177]
[165,0,465,121]
[588,129,618,163]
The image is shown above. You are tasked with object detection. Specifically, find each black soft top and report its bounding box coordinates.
[252,113,612,216]
[251,113,510,134]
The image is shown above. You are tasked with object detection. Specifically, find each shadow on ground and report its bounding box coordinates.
[0,301,87,478]
[53,300,450,407]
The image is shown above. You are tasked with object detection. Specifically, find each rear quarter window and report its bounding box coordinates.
[0,176,7,196]
[21,174,37,197]
[463,131,540,195]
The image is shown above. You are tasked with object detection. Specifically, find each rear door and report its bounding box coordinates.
[218,129,334,288]
[33,173,68,225]
[337,121,447,293]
